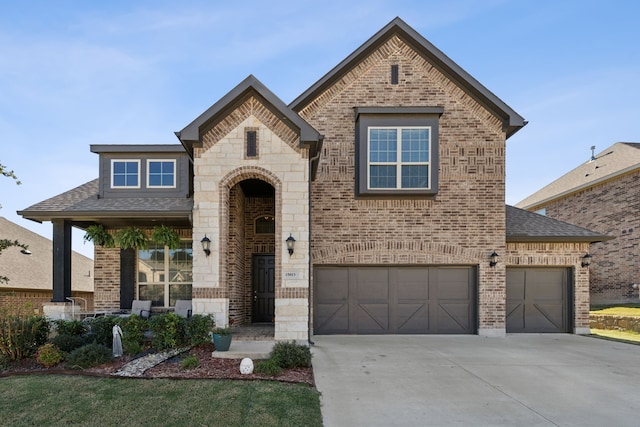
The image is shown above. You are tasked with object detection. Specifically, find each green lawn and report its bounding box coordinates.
[590,305,640,317]
[0,376,322,427]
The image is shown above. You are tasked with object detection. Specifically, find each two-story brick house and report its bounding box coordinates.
[19,18,608,339]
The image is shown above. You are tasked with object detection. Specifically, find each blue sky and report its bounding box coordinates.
[1,0,639,259]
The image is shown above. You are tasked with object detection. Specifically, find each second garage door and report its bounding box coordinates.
[506,268,571,333]
[314,266,476,334]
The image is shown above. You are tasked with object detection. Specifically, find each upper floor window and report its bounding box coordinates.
[112,160,140,188]
[368,127,430,189]
[147,160,176,188]
[355,107,443,197]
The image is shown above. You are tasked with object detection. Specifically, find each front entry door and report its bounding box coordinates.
[253,255,275,323]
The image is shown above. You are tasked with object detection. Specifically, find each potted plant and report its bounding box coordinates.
[211,327,232,351]
[83,225,114,247]
[114,226,148,250]
[151,225,181,249]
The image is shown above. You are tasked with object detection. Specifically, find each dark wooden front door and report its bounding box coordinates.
[253,255,275,323]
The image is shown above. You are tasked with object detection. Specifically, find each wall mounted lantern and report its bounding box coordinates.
[489,251,499,267]
[581,253,592,268]
[286,234,296,256]
[201,235,211,257]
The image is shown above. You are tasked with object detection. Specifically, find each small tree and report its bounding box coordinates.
[0,162,27,284]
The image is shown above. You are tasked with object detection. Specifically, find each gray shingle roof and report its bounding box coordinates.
[18,179,193,222]
[516,142,640,209]
[506,205,612,243]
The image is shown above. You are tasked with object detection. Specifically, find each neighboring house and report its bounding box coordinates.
[0,217,94,314]
[19,18,609,339]
[517,142,640,304]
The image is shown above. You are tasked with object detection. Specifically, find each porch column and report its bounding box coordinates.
[52,220,72,302]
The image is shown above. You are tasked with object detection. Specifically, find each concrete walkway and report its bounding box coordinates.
[311,334,640,427]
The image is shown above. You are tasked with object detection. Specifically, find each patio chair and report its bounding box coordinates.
[174,299,193,318]
[120,300,152,319]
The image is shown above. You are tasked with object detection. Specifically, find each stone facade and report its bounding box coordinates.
[537,170,640,304]
[299,35,508,334]
[192,101,311,340]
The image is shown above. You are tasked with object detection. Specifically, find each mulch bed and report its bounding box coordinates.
[0,343,314,386]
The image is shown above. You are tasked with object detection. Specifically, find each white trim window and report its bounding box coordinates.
[137,242,192,307]
[111,160,140,188]
[147,159,176,188]
[368,127,431,190]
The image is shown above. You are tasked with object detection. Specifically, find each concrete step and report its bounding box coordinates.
[211,340,275,360]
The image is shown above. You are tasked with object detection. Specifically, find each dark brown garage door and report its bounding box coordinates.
[506,268,571,333]
[314,266,476,334]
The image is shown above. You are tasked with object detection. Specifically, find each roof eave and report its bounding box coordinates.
[506,235,614,243]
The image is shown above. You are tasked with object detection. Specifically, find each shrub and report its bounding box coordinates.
[53,319,87,336]
[181,355,199,370]
[65,343,112,369]
[0,312,49,361]
[85,316,119,347]
[35,343,64,367]
[149,313,187,350]
[51,334,88,353]
[254,358,283,376]
[270,341,312,368]
[185,314,215,346]
[120,315,148,355]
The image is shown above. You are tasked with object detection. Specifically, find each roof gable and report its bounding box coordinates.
[289,17,525,138]
[176,75,323,159]
[516,142,640,209]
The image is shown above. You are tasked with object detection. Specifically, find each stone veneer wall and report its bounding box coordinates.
[299,35,507,335]
[535,170,640,304]
[192,100,310,340]
[506,241,591,333]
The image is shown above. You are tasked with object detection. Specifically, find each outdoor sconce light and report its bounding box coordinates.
[581,253,592,268]
[286,234,296,256]
[489,251,499,267]
[201,235,211,257]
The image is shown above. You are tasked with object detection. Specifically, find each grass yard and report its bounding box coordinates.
[0,376,322,427]
[590,305,640,317]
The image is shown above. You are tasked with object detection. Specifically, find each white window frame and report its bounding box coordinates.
[111,159,141,189]
[367,126,431,190]
[146,159,177,189]
[137,242,192,308]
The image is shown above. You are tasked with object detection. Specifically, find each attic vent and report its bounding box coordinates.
[246,130,257,157]
[391,64,399,85]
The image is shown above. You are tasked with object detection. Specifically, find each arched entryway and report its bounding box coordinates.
[227,178,276,326]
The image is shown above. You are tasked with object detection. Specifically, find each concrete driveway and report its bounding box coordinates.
[311,334,640,426]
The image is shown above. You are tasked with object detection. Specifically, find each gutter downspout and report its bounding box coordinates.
[307,142,322,346]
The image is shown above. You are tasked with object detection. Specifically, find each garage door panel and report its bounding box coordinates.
[315,269,349,301]
[437,303,472,333]
[396,269,429,300]
[315,304,349,333]
[397,303,429,333]
[315,266,476,334]
[507,268,570,333]
[356,304,389,333]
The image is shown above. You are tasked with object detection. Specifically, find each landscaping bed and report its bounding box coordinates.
[1,342,314,384]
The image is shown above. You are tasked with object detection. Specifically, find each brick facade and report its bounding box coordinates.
[537,170,640,304]
[300,36,507,334]
[0,290,94,315]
